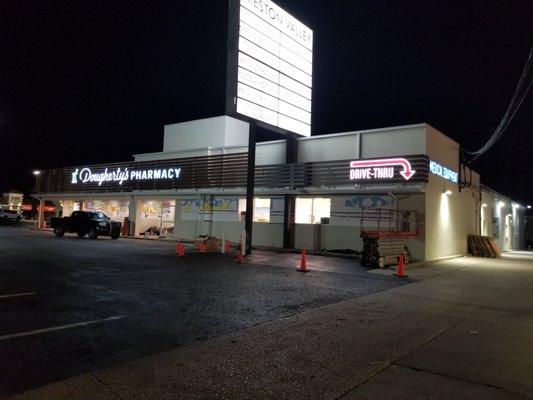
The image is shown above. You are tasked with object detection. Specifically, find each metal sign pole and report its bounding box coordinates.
[283,134,297,249]
[245,121,257,255]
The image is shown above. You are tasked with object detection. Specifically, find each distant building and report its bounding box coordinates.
[0,190,23,212]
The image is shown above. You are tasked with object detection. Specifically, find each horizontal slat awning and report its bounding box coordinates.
[37,153,429,194]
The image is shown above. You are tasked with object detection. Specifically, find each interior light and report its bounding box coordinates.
[481,203,488,207]
[33,170,41,176]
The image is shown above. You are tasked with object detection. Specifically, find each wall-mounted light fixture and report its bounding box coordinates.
[527,205,532,209]
[33,170,41,176]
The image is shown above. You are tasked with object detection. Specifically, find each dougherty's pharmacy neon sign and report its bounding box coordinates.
[349,158,416,181]
[71,167,182,186]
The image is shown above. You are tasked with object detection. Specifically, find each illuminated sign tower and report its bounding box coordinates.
[226,0,313,137]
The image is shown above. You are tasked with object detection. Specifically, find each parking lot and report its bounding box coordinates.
[0,223,409,397]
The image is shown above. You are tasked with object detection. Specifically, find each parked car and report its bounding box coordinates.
[0,209,22,222]
[51,211,121,239]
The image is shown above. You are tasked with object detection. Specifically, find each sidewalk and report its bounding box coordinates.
[7,252,532,400]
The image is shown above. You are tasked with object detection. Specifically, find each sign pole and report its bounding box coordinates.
[283,134,297,249]
[245,121,257,255]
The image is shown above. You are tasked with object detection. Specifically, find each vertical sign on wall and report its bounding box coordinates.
[226,0,313,137]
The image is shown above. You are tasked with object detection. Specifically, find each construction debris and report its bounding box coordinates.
[467,235,501,258]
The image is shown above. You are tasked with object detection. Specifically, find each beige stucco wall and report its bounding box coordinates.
[425,174,479,260]
[478,191,527,251]
[425,125,460,169]
[423,124,481,260]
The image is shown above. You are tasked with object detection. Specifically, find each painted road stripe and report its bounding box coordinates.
[0,316,125,341]
[0,292,37,299]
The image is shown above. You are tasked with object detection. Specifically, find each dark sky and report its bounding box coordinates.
[1,0,532,203]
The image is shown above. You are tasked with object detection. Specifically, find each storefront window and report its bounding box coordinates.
[83,200,129,222]
[295,197,331,224]
[238,198,271,223]
[180,199,202,221]
[138,199,175,237]
[140,201,161,220]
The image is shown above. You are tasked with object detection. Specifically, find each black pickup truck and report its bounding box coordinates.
[51,211,122,239]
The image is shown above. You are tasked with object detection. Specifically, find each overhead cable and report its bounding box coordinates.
[466,45,533,162]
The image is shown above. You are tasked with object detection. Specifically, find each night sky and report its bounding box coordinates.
[1,1,532,203]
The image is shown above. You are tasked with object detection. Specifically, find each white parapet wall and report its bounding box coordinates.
[164,116,249,152]
[297,124,428,163]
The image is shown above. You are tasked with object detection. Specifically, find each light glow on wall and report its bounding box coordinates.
[233,0,313,137]
[481,204,486,236]
[439,193,450,226]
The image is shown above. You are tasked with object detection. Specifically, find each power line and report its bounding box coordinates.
[466,45,533,163]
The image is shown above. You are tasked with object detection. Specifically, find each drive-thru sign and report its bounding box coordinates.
[349,158,416,181]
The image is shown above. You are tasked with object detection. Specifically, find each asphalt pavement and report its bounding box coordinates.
[0,222,407,397]
[3,221,531,400]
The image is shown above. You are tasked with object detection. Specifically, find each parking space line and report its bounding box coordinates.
[0,292,37,299]
[0,315,125,341]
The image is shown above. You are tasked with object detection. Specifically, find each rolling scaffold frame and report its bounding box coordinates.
[360,208,419,268]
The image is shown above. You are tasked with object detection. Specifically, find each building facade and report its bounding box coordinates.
[35,116,527,260]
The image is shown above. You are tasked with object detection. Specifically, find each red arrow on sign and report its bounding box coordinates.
[349,158,416,180]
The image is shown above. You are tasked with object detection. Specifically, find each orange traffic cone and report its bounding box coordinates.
[395,254,408,278]
[175,243,181,254]
[298,249,309,273]
[199,241,206,253]
[225,241,232,253]
[179,243,186,257]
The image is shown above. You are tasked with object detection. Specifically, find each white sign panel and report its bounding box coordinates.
[234,0,313,137]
